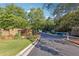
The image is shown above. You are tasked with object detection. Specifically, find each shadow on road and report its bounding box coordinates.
[53,40,67,44]
[35,41,61,55]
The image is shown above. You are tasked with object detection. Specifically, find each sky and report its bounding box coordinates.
[0,3,51,18]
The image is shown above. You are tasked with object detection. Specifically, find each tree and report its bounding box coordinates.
[44,3,79,32]
[44,3,79,19]
[42,17,55,32]
[0,4,30,29]
[28,8,45,32]
[54,9,79,32]
[5,4,27,19]
[0,13,29,29]
[28,8,56,33]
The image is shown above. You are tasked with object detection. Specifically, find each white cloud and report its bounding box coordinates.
[45,16,49,19]
[27,10,30,13]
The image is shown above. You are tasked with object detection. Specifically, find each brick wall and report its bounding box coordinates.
[0,29,33,40]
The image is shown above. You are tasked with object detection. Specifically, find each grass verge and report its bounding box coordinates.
[0,39,33,56]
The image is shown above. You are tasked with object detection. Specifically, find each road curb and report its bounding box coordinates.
[16,37,40,56]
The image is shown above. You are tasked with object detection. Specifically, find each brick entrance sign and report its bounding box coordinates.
[0,29,32,40]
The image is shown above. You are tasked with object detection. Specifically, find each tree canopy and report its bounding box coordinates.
[5,4,27,19]
[28,8,55,32]
[54,9,79,32]
[28,8,45,31]
[0,4,29,29]
[44,3,79,19]
[44,3,79,32]
[0,4,56,33]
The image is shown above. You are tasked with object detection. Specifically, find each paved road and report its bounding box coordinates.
[28,32,65,56]
[26,32,79,56]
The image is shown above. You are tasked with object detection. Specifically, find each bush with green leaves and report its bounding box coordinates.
[0,14,29,29]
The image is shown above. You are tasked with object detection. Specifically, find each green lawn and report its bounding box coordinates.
[0,39,33,56]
